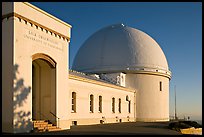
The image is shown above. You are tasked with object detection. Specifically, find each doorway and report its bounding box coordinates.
[32,54,56,125]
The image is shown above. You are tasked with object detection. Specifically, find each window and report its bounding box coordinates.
[71,92,76,112]
[90,94,94,113]
[72,121,77,126]
[112,98,115,113]
[100,120,103,124]
[119,119,122,122]
[99,96,102,113]
[128,101,131,113]
[118,98,121,113]
[160,81,162,91]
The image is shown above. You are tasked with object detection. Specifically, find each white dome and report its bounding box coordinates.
[72,24,171,78]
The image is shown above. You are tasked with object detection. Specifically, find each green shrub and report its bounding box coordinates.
[181,121,202,128]
[169,120,202,132]
[169,121,191,130]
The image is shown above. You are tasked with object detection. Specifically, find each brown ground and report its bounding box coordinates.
[3,121,182,135]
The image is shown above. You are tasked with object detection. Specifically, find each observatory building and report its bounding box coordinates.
[2,2,171,133]
[72,23,171,122]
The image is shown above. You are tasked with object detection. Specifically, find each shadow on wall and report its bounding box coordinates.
[13,64,32,133]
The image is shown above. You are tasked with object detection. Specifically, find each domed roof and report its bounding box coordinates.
[72,24,171,77]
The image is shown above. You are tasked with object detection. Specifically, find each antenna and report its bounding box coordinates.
[174,85,177,120]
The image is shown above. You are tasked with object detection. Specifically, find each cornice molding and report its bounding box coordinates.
[2,12,70,42]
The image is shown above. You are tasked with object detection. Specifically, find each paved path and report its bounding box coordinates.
[9,121,182,135]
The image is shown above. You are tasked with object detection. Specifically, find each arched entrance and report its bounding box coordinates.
[32,53,56,125]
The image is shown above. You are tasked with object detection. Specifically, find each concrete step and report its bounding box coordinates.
[34,124,52,128]
[33,120,46,123]
[34,122,50,125]
[32,120,61,132]
[34,122,49,127]
[45,126,57,129]
[36,127,44,130]
[48,128,62,132]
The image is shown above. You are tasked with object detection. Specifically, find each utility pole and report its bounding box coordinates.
[174,85,177,120]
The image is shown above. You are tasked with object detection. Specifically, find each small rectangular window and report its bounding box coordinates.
[128,101,131,113]
[100,120,104,124]
[119,119,122,122]
[118,98,121,113]
[72,121,77,126]
[112,98,115,113]
[72,92,76,112]
[90,94,94,113]
[99,96,102,113]
[160,81,162,91]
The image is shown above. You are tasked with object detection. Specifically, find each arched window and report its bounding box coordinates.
[112,97,115,113]
[99,96,102,113]
[71,92,76,112]
[118,98,121,113]
[90,94,94,113]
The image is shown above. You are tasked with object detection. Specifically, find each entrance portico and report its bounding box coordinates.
[32,53,56,125]
[2,2,71,133]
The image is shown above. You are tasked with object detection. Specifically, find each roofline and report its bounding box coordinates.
[23,2,72,28]
[69,73,136,93]
[73,66,171,79]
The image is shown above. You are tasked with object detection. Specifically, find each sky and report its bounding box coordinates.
[31,2,202,121]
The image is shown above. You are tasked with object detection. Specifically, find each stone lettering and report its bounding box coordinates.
[23,29,63,51]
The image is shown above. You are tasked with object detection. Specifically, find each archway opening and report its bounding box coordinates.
[32,54,56,125]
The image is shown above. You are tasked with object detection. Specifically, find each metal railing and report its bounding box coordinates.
[36,111,49,131]
[50,111,60,128]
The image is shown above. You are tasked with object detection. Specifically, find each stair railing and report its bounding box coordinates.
[50,111,60,128]
[37,111,49,131]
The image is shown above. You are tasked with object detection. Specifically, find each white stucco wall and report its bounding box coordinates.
[125,73,169,121]
[2,8,14,133]
[69,74,136,125]
[2,2,71,133]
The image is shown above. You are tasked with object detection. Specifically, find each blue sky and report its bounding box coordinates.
[31,2,202,120]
